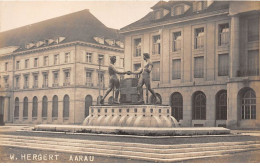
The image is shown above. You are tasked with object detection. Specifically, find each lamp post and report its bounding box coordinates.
[98,56,103,105]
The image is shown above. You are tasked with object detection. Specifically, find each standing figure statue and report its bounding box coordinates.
[100,56,129,104]
[131,53,158,104]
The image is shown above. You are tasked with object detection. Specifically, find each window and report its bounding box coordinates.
[172,5,184,16]
[64,71,70,85]
[42,96,48,118]
[23,97,28,119]
[152,61,160,81]
[86,71,93,87]
[63,95,70,119]
[15,76,20,89]
[5,62,8,71]
[32,96,38,119]
[65,52,70,63]
[172,59,181,80]
[53,72,59,87]
[134,38,141,57]
[248,50,259,76]
[219,23,229,46]
[193,91,206,120]
[54,54,59,65]
[52,95,58,118]
[194,56,204,78]
[34,58,38,67]
[4,77,8,87]
[86,52,92,63]
[25,59,29,68]
[14,98,19,119]
[33,75,38,88]
[134,63,141,71]
[85,95,92,117]
[43,56,49,66]
[218,54,229,76]
[173,32,182,52]
[171,92,183,121]
[248,17,259,42]
[98,72,105,87]
[152,35,161,55]
[43,73,48,88]
[120,58,124,68]
[241,89,256,119]
[16,61,20,70]
[216,90,227,120]
[24,75,29,89]
[98,54,104,65]
[195,28,204,49]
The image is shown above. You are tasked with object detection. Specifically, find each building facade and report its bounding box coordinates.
[121,1,260,128]
[0,10,124,124]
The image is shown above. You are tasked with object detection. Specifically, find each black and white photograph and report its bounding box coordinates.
[0,0,259,163]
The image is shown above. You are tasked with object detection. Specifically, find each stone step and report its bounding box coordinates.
[1,134,259,150]
[1,139,259,162]
[0,136,259,155]
[0,135,260,162]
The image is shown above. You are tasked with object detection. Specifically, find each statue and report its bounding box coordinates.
[100,56,130,104]
[131,53,158,104]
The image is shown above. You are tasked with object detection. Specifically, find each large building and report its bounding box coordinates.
[0,9,124,124]
[121,1,260,128]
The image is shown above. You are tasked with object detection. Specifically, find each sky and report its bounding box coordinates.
[0,0,159,32]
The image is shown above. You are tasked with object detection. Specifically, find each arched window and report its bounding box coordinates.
[14,97,19,119]
[85,95,92,117]
[242,89,256,119]
[52,95,58,118]
[63,95,70,118]
[171,92,183,121]
[216,90,227,120]
[97,96,103,105]
[108,96,114,105]
[32,96,38,119]
[23,97,28,119]
[42,96,48,118]
[193,91,206,120]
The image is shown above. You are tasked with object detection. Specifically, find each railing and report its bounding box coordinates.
[23,85,29,89]
[63,82,70,86]
[237,69,260,77]
[52,83,59,87]
[33,85,38,88]
[85,82,93,87]
[42,84,48,88]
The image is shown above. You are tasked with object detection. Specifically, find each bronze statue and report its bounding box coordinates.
[100,56,129,104]
[131,53,158,104]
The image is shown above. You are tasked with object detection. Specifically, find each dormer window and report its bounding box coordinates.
[172,5,184,16]
[94,37,104,44]
[193,1,205,12]
[105,39,115,46]
[116,41,124,48]
[154,10,162,20]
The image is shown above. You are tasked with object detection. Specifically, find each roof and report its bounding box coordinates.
[0,9,123,51]
[121,1,229,32]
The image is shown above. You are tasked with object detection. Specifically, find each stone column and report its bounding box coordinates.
[38,98,42,123]
[58,99,63,123]
[47,99,52,123]
[3,97,9,122]
[230,15,240,78]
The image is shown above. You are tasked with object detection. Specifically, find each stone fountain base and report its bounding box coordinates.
[83,105,179,128]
